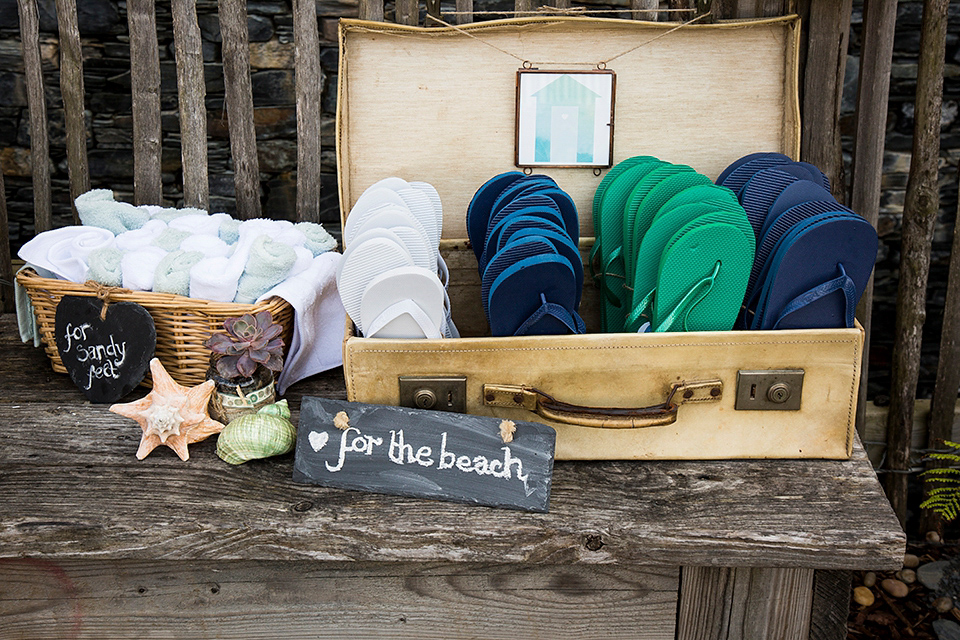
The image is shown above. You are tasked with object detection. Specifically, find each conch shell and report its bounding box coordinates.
[216,399,296,465]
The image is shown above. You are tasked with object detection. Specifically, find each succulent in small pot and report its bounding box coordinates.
[204,311,284,424]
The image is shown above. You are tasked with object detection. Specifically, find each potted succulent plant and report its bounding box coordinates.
[204,310,284,424]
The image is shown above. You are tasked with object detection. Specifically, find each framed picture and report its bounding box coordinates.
[515,70,616,169]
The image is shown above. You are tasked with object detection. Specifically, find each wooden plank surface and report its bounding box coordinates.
[0,316,905,569]
[359,0,384,23]
[17,0,52,233]
[0,560,678,639]
[293,0,322,223]
[126,0,164,206]
[454,0,473,25]
[676,566,813,640]
[219,0,262,219]
[171,0,210,210]
[54,0,90,222]
[396,0,419,25]
[808,570,853,640]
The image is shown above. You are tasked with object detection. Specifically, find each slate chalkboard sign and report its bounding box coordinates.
[293,397,556,513]
[54,296,156,403]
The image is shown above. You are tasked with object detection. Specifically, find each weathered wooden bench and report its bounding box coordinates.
[0,314,904,638]
[0,0,906,637]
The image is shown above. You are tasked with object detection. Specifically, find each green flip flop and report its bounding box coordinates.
[623,170,711,292]
[595,159,665,331]
[655,183,741,221]
[652,219,754,332]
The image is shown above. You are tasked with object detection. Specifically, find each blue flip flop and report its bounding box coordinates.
[715,152,790,186]
[467,171,526,260]
[719,154,793,197]
[480,203,566,273]
[506,227,584,307]
[490,176,557,218]
[481,236,557,318]
[739,168,805,238]
[487,254,584,336]
[774,161,831,192]
[751,213,877,330]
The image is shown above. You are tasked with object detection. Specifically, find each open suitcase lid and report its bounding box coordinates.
[336,15,801,241]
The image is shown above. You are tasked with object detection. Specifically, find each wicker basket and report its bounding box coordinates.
[16,268,295,388]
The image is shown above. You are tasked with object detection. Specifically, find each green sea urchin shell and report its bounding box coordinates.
[216,399,295,465]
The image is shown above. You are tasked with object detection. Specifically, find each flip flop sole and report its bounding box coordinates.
[481,237,558,318]
[360,266,445,339]
[715,152,790,186]
[654,223,753,332]
[488,254,580,336]
[337,236,416,333]
[467,171,526,258]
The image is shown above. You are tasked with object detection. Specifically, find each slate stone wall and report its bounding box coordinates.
[0,0,958,398]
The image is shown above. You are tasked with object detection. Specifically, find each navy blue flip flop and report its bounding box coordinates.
[719,154,793,197]
[752,213,877,330]
[716,152,791,191]
[507,227,584,307]
[739,168,804,238]
[480,204,567,272]
[481,236,557,318]
[488,254,584,336]
[467,172,526,260]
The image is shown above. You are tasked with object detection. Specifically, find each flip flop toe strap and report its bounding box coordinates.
[655,261,721,333]
[365,299,443,339]
[772,263,857,329]
[514,293,584,336]
[626,288,656,332]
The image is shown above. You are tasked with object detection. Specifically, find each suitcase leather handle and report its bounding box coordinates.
[482,379,723,429]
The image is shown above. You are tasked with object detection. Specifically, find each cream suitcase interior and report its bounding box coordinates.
[336,15,864,460]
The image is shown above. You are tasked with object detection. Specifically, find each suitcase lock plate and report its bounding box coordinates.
[735,370,804,411]
[399,376,467,413]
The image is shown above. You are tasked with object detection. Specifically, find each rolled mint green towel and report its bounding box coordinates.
[75,189,149,235]
[296,221,338,255]
[150,206,209,223]
[152,227,190,251]
[219,218,241,245]
[87,247,124,287]
[234,235,296,303]
[154,250,204,296]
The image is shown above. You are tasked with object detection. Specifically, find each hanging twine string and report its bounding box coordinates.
[423,10,713,67]
[83,281,132,320]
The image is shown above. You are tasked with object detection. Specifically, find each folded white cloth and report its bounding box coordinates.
[189,256,238,302]
[257,252,345,394]
[149,205,208,223]
[288,246,314,279]
[169,212,230,237]
[87,247,125,287]
[235,235,297,304]
[297,221,338,255]
[121,246,167,291]
[180,234,231,258]
[75,189,149,234]
[17,225,116,283]
[154,250,204,297]
[115,219,167,252]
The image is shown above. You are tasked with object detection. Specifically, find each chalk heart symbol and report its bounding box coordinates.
[53,296,157,404]
[309,430,329,452]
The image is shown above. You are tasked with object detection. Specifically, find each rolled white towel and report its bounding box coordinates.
[75,189,149,234]
[180,234,231,258]
[121,246,167,291]
[115,219,167,252]
[189,256,240,302]
[17,225,116,283]
[169,213,225,236]
[287,246,314,279]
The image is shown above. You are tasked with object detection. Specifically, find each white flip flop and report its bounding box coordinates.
[337,234,415,333]
[360,266,445,339]
[347,204,435,272]
[345,193,409,244]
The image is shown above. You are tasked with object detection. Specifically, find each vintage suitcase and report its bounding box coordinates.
[336,15,864,460]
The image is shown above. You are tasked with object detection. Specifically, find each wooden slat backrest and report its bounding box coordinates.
[219,0,262,220]
[0,171,11,313]
[16,0,52,234]
[54,0,89,220]
[293,0,323,224]
[172,0,210,210]
[127,0,164,205]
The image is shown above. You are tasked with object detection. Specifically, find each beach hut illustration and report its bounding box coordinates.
[533,74,601,164]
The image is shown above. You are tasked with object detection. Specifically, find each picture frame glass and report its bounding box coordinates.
[516,70,615,168]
